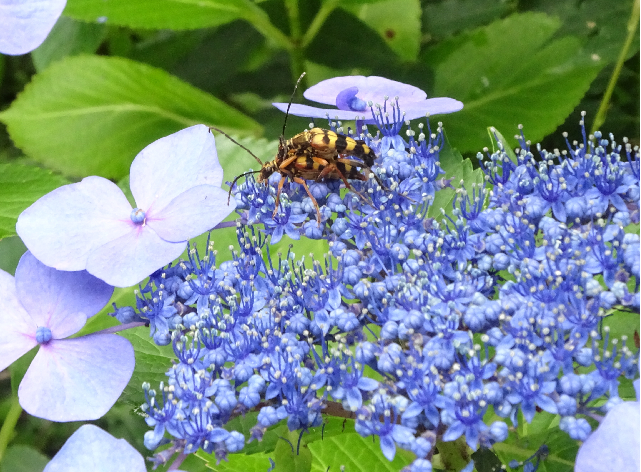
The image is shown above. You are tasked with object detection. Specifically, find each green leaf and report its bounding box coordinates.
[200,450,274,472]
[0,237,26,274]
[306,8,398,70]
[31,16,106,71]
[329,0,391,5]
[435,437,472,472]
[488,127,518,165]
[214,133,278,188]
[117,327,175,406]
[430,137,484,220]
[423,0,516,41]
[64,0,246,30]
[531,0,639,63]
[342,0,421,61]
[494,426,577,472]
[0,445,49,472]
[10,348,37,397]
[308,432,414,471]
[424,12,606,153]
[157,22,264,96]
[472,447,504,472]
[0,55,262,180]
[603,308,640,343]
[223,413,286,455]
[0,163,69,239]
[273,432,313,472]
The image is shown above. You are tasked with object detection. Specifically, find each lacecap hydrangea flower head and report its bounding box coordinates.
[17,125,236,287]
[0,251,134,422]
[12,71,638,472]
[124,72,639,471]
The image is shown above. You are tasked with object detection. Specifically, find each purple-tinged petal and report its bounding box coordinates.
[147,185,236,242]
[442,421,466,442]
[0,269,37,371]
[575,401,640,472]
[284,223,301,240]
[395,98,464,119]
[392,425,416,443]
[402,402,424,419]
[0,0,66,56]
[16,176,133,271]
[43,424,145,472]
[15,252,112,338]
[357,377,378,391]
[130,125,224,213]
[19,334,135,422]
[272,103,371,121]
[535,394,558,414]
[380,435,397,461]
[86,226,186,287]
[270,225,284,244]
[273,97,463,122]
[304,76,427,105]
[345,388,362,410]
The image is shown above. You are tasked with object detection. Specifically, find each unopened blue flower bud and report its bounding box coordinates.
[489,421,508,442]
[35,326,52,344]
[130,208,146,225]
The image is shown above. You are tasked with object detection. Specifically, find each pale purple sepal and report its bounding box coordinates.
[575,396,640,472]
[17,125,234,287]
[16,176,133,272]
[130,124,224,211]
[272,97,463,122]
[0,268,37,372]
[0,0,66,55]
[274,75,463,122]
[43,424,146,472]
[272,103,373,121]
[19,334,135,422]
[148,185,236,242]
[85,225,187,288]
[304,76,427,105]
[15,252,113,338]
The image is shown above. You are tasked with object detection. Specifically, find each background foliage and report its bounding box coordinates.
[0,0,638,471]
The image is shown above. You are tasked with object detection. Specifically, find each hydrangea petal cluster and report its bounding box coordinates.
[43,425,147,472]
[0,0,66,55]
[100,80,637,470]
[0,251,134,422]
[17,125,235,287]
[273,75,463,121]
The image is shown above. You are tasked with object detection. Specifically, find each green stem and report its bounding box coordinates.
[0,397,22,462]
[591,0,640,134]
[284,0,306,88]
[284,0,302,43]
[301,0,340,49]
[240,0,295,52]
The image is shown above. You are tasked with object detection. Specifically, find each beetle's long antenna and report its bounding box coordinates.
[282,72,306,138]
[209,126,264,166]
[227,170,261,204]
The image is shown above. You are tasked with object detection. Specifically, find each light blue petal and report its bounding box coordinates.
[0,0,66,55]
[44,424,145,472]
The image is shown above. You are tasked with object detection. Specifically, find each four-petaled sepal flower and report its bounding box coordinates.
[0,251,134,422]
[17,125,236,287]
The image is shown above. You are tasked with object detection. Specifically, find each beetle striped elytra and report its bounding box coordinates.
[213,73,381,226]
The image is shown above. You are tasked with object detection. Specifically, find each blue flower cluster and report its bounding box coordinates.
[115,99,639,470]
